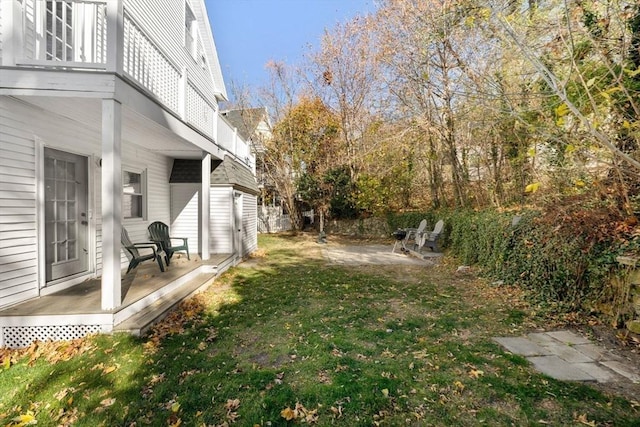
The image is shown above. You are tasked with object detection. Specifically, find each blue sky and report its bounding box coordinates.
[205,0,376,94]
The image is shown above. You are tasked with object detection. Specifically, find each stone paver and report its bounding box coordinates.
[573,362,622,383]
[545,330,591,345]
[322,244,439,266]
[528,356,596,381]
[493,337,554,357]
[494,330,639,384]
[601,360,640,383]
[543,341,593,363]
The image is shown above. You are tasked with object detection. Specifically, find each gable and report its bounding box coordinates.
[192,0,227,100]
[221,108,269,141]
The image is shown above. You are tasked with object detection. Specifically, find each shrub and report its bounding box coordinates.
[388,208,624,312]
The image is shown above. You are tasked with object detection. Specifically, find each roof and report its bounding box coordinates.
[193,0,227,100]
[169,158,259,195]
[220,108,270,142]
[210,157,260,195]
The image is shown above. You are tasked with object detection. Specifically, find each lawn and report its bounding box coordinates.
[1,233,639,426]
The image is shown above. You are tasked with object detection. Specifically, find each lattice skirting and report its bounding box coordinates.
[2,324,103,349]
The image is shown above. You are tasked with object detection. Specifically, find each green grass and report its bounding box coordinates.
[1,233,639,426]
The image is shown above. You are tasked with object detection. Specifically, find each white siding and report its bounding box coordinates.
[0,0,3,62]
[0,98,39,308]
[170,184,199,255]
[242,194,257,256]
[0,97,174,295]
[98,143,173,274]
[209,186,232,254]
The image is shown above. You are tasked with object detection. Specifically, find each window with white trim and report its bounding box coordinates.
[185,2,197,59]
[123,170,146,219]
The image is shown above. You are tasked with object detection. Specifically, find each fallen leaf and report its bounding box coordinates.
[575,413,596,426]
[468,369,484,379]
[102,365,118,374]
[12,412,36,425]
[171,402,181,413]
[225,399,240,411]
[381,388,389,398]
[100,398,116,407]
[281,407,296,421]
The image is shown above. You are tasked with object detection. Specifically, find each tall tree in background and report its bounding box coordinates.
[259,61,305,229]
[250,0,640,219]
[376,0,474,207]
[276,96,343,231]
[491,0,640,212]
[305,16,383,181]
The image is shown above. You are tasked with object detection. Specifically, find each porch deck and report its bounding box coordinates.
[0,253,234,348]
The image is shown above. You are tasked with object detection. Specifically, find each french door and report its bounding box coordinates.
[44,148,89,282]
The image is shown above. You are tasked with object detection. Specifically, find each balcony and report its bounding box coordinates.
[1,0,236,158]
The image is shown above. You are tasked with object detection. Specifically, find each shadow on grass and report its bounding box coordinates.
[1,234,639,426]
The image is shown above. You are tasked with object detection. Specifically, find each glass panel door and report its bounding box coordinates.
[44,148,89,282]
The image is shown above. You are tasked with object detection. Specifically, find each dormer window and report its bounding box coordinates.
[185,2,197,59]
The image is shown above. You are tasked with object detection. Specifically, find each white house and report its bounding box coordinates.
[0,0,257,347]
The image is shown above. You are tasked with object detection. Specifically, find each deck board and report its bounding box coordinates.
[0,254,232,317]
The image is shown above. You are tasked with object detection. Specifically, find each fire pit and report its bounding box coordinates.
[392,229,407,240]
[391,229,408,253]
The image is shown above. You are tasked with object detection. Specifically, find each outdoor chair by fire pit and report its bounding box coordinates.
[392,219,427,253]
[416,220,444,252]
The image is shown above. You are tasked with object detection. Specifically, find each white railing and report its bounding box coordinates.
[186,83,215,138]
[216,116,256,168]
[217,116,237,153]
[20,0,107,68]
[123,13,180,113]
[10,0,251,162]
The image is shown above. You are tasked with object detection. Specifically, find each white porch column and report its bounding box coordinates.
[101,99,123,310]
[200,152,211,260]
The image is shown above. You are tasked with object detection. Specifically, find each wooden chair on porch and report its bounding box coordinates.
[121,228,165,273]
[147,221,190,266]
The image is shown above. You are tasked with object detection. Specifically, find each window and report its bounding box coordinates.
[43,1,107,64]
[46,0,74,61]
[123,170,146,219]
[185,2,197,59]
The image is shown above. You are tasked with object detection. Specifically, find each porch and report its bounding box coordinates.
[0,253,234,348]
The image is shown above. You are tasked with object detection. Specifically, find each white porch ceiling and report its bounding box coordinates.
[16,96,213,160]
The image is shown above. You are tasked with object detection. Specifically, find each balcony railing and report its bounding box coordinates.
[7,0,254,165]
[217,116,256,169]
[122,12,180,113]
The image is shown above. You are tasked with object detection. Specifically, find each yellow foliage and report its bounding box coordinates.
[525,182,540,193]
[555,103,570,117]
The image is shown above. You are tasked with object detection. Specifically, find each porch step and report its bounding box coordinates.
[113,272,215,337]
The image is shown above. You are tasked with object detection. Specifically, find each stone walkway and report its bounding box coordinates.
[322,244,443,266]
[494,330,640,383]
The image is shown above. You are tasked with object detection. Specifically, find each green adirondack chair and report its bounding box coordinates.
[147,221,189,266]
[121,227,165,273]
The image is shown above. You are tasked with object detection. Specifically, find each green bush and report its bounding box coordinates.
[387,208,621,312]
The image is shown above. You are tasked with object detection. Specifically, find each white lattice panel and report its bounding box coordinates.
[123,13,180,112]
[186,83,214,137]
[2,324,102,349]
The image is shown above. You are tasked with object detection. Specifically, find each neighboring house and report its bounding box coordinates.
[0,0,257,347]
[220,108,293,233]
[220,107,270,185]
